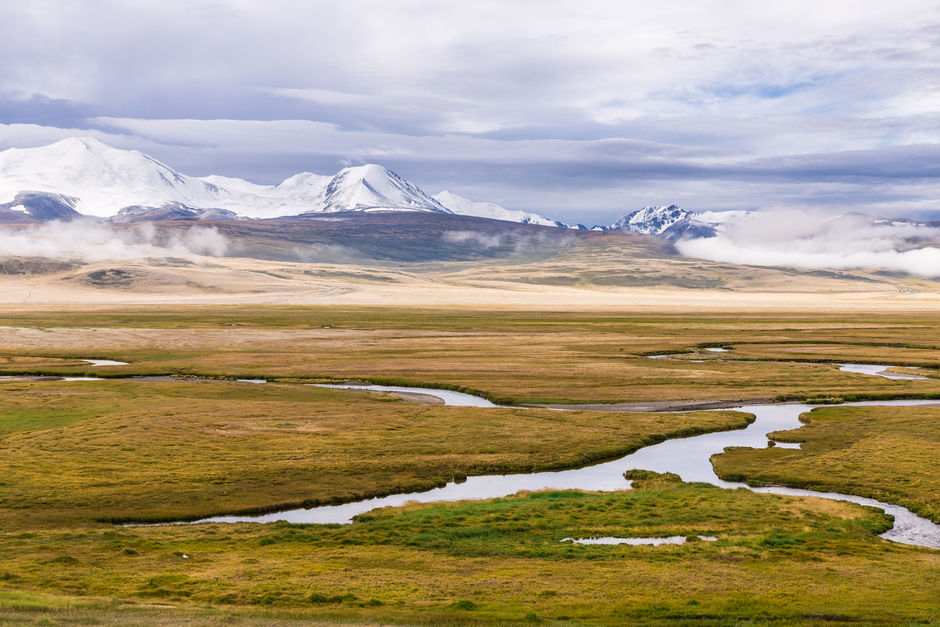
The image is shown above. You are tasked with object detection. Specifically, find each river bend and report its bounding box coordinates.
[195,384,940,550]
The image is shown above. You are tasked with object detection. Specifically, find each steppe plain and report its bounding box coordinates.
[0,224,938,625]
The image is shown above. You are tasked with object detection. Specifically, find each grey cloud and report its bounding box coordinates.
[1,1,940,222]
[0,93,97,128]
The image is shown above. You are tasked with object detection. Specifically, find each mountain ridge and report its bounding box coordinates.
[432,191,574,228]
[6,138,930,250]
[0,138,497,222]
[0,138,688,233]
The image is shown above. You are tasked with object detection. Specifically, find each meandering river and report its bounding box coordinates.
[193,382,940,550]
[11,356,938,548]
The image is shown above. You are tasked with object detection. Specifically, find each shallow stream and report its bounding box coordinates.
[9,358,937,548]
[195,384,940,549]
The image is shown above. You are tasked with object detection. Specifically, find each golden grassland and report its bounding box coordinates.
[713,404,940,523]
[0,307,939,404]
[0,306,938,625]
[0,379,749,528]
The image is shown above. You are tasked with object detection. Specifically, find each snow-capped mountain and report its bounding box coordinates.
[0,138,453,221]
[0,138,745,236]
[433,191,565,228]
[608,205,695,236]
[0,137,234,218]
[311,164,449,214]
[0,137,600,228]
[594,205,751,240]
[603,205,751,240]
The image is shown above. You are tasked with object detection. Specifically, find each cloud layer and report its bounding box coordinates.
[1,1,940,222]
[0,221,228,262]
[676,212,940,277]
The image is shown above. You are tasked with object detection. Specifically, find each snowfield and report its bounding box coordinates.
[0,138,449,220]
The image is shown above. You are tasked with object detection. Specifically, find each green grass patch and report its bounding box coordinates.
[0,481,936,625]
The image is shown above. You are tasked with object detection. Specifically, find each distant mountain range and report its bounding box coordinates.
[0,138,687,234]
[1,138,933,244]
[0,137,453,222]
[432,191,572,229]
[605,205,750,239]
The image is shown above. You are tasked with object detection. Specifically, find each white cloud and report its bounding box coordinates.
[0,221,228,262]
[676,211,940,277]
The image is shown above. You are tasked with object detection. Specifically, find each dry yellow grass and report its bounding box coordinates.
[1,307,938,403]
[0,233,938,309]
[0,378,751,527]
[0,305,938,624]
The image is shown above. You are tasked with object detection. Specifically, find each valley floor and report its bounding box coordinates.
[1,230,940,310]
[0,306,937,625]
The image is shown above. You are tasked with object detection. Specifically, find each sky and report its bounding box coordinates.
[1,0,939,224]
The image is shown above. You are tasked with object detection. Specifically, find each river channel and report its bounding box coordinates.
[192,382,940,550]
[10,357,937,548]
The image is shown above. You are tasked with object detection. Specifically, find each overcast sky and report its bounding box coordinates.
[1,0,939,224]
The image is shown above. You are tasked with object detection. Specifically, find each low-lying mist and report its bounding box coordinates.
[0,221,228,262]
[676,211,940,278]
[443,230,573,253]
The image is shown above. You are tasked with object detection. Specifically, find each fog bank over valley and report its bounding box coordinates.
[0,221,228,262]
[676,211,940,278]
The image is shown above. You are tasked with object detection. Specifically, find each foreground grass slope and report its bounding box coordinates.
[0,307,938,625]
[0,477,937,625]
[713,404,940,523]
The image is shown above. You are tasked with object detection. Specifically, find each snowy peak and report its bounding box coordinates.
[606,205,725,240]
[0,138,575,225]
[0,140,455,219]
[55,136,111,150]
[0,136,223,217]
[612,205,690,235]
[6,137,183,188]
[317,164,450,214]
[433,191,569,228]
[272,172,331,192]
